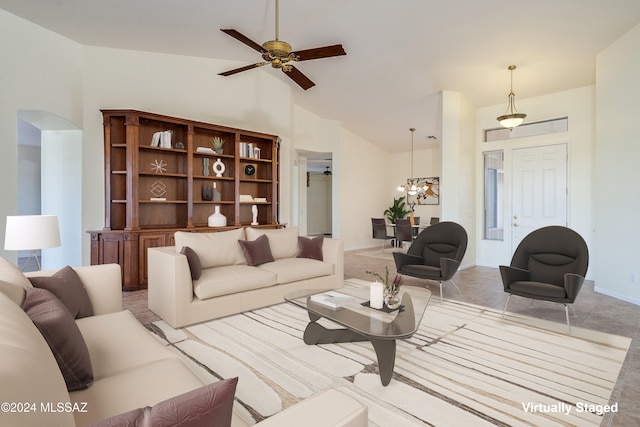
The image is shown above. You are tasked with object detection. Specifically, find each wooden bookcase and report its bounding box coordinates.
[88,110,281,290]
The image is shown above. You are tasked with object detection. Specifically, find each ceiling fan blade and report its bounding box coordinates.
[218,62,267,77]
[220,29,265,53]
[293,44,346,61]
[283,66,315,90]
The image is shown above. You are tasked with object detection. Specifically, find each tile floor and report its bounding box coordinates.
[124,247,640,426]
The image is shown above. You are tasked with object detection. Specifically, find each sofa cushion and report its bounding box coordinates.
[238,234,275,266]
[175,229,246,268]
[70,357,206,427]
[0,291,75,427]
[22,287,94,391]
[298,236,324,261]
[29,265,94,319]
[180,246,202,280]
[194,265,277,300]
[258,258,334,285]
[246,227,299,259]
[76,310,177,380]
[0,256,33,305]
[88,378,238,427]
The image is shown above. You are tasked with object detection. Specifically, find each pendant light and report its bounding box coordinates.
[497,65,526,130]
[397,128,427,195]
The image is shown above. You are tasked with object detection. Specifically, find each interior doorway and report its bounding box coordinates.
[295,150,333,237]
[16,111,82,270]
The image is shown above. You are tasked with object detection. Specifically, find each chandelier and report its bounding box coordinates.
[497,65,527,130]
[397,128,428,196]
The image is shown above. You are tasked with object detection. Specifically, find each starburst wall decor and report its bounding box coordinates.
[150,159,167,174]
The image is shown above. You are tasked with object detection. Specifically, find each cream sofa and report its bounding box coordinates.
[148,227,344,328]
[0,257,366,427]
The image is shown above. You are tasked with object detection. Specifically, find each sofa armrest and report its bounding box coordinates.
[26,263,122,315]
[147,246,194,328]
[254,389,367,427]
[322,238,344,281]
[564,273,585,301]
[499,265,530,291]
[393,252,423,270]
[440,257,461,281]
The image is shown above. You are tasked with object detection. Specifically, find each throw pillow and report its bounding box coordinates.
[238,235,275,266]
[88,377,238,427]
[29,265,94,318]
[298,236,324,261]
[174,228,246,268]
[246,227,299,259]
[180,246,202,280]
[21,287,94,391]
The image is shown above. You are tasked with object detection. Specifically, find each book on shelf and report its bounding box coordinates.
[151,130,172,148]
[196,146,216,154]
[310,291,356,309]
[239,194,253,202]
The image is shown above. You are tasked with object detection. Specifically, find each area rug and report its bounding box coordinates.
[148,296,630,426]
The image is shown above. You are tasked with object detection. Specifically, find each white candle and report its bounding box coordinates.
[370,282,384,309]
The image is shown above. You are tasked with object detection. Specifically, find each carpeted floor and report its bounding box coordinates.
[148,293,630,426]
[123,247,640,426]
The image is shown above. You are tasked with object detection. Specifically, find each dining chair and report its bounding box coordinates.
[394,219,413,252]
[371,218,394,252]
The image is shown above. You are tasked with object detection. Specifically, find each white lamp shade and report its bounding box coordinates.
[4,215,61,251]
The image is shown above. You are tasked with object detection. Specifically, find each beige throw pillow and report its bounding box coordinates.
[174,228,246,268]
[246,227,299,260]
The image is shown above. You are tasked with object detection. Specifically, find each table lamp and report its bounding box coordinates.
[4,215,61,271]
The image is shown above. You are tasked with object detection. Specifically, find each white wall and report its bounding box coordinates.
[441,91,476,268]
[594,22,640,304]
[475,86,595,270]
[0,9,83,263]
[338,127,391,250]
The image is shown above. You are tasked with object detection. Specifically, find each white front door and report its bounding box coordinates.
[511,144,568,251]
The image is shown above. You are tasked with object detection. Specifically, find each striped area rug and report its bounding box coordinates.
[148,296,630,426]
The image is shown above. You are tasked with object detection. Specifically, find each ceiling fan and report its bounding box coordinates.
[218,0,346,90]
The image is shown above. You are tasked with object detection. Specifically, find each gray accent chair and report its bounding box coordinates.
[393,221,468,302]
[371,218,393,252]
[499,226,589,334]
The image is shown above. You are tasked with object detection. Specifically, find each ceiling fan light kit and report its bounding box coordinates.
[497,65,527,130]
[218,0,346,90]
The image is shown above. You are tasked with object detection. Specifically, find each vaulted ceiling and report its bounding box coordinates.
[2,0,639,152]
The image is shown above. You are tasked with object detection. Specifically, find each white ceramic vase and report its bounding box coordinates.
[208,205,227,227]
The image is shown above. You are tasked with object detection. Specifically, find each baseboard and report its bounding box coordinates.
[594,286,640,306]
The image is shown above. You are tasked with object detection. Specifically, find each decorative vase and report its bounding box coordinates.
[212,158,225,177]
[201,184,213,201]
[208,205,226,227]
[385,293,400,310]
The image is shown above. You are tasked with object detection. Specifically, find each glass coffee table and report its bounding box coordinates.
[285,278,431,386]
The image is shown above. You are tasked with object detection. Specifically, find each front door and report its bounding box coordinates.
[511,144,568,251]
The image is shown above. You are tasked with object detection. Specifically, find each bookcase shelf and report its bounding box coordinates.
[89,109,281,290]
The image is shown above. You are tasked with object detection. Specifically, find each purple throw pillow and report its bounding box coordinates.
[87,378,238,427]
[298,236,324,261]
[238,234,275,266]
[22,287,94,391]
[29,265,94,319]
[180,246,202,280]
